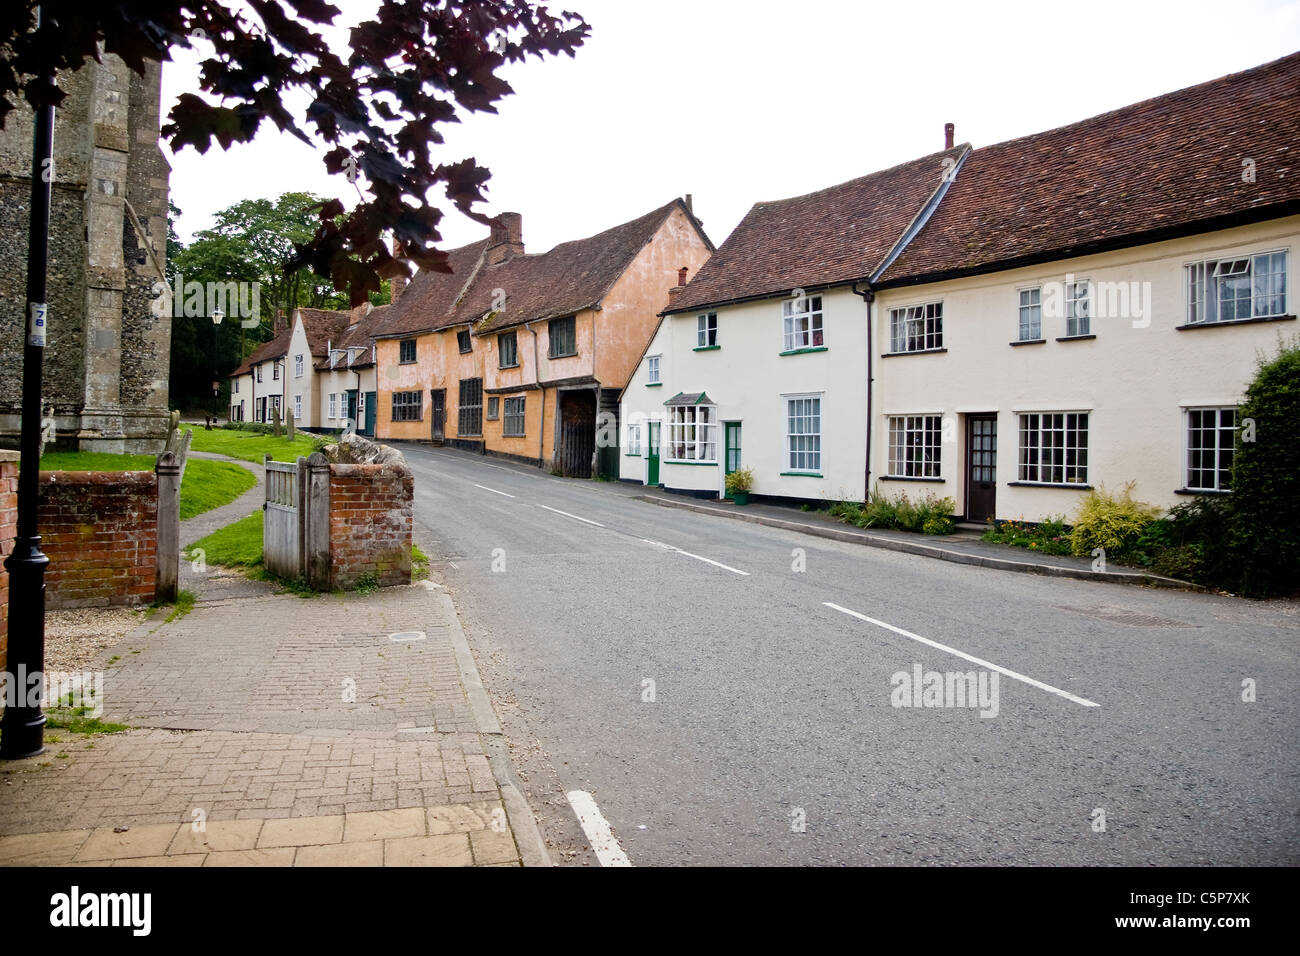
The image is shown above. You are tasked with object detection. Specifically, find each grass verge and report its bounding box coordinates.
[186,511,264,567]
[180,458,257,519]
[188,426,324,463]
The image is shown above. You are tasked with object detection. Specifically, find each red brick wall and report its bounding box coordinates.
[0,454,18,673]
[37,471,158,610]
[328,463,412,590]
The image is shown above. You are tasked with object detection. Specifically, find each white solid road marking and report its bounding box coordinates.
[474,483,516,498]
[823,602,1100,708]
[566,790,632,867]
[639,538,748,576]
[537,504,606,527]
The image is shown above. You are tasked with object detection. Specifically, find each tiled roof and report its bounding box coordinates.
[314,304,390,370]
[663,147,968,315]
[230,328,292,377]
[295,307,353,361]
[373,239,490,339]
[878,51,1300,285]
[374,199,707,338]
[464,199,698,335]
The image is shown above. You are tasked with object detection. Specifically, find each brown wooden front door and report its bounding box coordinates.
[431,389,446,443]
[966,415,997,522]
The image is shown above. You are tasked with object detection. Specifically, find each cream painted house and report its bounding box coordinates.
[624,51,1300,524]
[228,323,290,424]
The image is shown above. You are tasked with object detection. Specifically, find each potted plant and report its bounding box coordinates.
[725,467,754,505]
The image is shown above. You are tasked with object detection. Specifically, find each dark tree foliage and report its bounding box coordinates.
[1,1,589,302]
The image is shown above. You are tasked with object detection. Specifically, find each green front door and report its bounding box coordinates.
[724,422,742,497]
[364,391,377,436]
[647,421,661,486]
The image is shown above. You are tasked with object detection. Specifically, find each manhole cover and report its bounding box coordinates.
[1054,605,1192,628]
[389,631,426,642]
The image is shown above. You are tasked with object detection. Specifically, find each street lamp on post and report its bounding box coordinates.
[212,308,224,422]
[1,12,56,760]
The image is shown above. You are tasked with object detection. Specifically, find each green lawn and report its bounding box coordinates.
[37,451,256,521]
[185,510,264,567]
[180,458,257,519]
[187,427,323,463]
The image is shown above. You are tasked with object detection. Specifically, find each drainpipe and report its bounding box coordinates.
[852,281,875,501]
[525,320,545,467]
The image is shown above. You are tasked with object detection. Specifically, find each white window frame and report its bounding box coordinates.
[784,393,823,473]
[782,296,824,352]
[697,312,718,348]
[1018,286,1042,341]
[328,393,337,419]
[1065,280,1090,337]
[887,415,942,478]
[627,423,642,455]
[646,354,661,384]
[294,354,304,378]
[666,403,717,463]
[1185,406,1237,492]
[1185,249,1288,325]
[1017,411,1089,485]
[256,364,263,383]
[503,396,526,437]
[889,302,943,353]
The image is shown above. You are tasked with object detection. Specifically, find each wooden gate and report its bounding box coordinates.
[264,459,301,578]
[557,391,595,478]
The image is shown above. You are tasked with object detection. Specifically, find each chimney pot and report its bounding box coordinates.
[684,194,693,214]
[944,122,955,150]
[390,236,408,302]
[677,267,688,287]
[487,212,524,266]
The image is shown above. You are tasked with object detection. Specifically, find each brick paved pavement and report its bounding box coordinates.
[0,580,523,867]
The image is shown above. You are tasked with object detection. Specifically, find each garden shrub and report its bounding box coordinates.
[1069,482,1162,560]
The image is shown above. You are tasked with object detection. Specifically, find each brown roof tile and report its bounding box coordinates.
[878,51,1300,285]
[372,239,490,338]
[664,147,968,315]
[314,304,390,370]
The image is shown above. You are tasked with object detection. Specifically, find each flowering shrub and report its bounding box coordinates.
[982,517,1073,555]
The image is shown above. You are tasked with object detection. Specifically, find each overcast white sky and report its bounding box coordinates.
[162,0,1300,255]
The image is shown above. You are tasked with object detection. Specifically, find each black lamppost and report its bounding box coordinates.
[211,308,224,423]
[1,17,56,760]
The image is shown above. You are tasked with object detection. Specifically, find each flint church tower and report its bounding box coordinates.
[0,54,172,452]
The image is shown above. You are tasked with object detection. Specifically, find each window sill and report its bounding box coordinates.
[780,471,823,478]
[458,350,472,355]
[1055,334,1096,342]
[1006,481,1092,489]
[549,351,579,359]
[1175,487,1231,496]
[778,346,828,356]
[645,382,663,387]
[626,453,642,458]
[693,345,721,352]
[664,460,717,466]
[879,475,945,483]
[1010,338,1045,347]
[399,360,417,366]
[498,363,519,370]
[882,348,947,358]
[1175,314,1296,331]
[503,433,526,439]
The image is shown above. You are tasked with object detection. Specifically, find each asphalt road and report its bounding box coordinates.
[402,444,1299,866]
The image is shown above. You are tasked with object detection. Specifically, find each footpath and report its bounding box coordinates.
[0,454,543,868]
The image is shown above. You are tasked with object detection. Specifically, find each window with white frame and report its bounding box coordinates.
[328,393,337,419]
[234,378,239,393]
[273,363,280,380]
[697,312,718,347]
[1186,251,1287,325]
[628,423,642,455]
[256,364,263,383]
[1018,288,1042,341]
[782,296,824,351]
[293,394,302,420]
[503,397,526,437]
[1065,280,1090,336]
[786,395,822,472]
[887,415,942,478]
[1018,412,1089,484]
[889,302,943,353]
[294,354,304,378]
[1186,407,1237,492]
[646,355,661,384]
[667,404,717,462]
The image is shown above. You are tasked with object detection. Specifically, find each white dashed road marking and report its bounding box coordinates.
[823,602,1100,707]
[566,790,632,867]
[537,504,606,527]
[474,483,516,498]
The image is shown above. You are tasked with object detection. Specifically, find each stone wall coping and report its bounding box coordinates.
[39,470,158,486]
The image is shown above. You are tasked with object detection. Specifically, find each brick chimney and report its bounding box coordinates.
[677,267,688,286]
[390,237,408,302]
[486,212,524,266]
[944,122,955,150]
[667,267,690,307]
[274,308,286,333]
